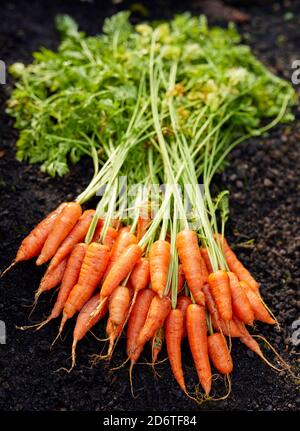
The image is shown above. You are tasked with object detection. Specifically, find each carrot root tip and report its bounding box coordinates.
[0,260,17,279]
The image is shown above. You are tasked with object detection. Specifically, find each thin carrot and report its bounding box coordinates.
[240,281,276,324]
[47,209,95,271]
[200,248,213,274]
[165,309,186,392]
[126,288,155,357]
[8,202,67,271]
[136,295,171,351]
[203,284,241,337]
[100,244,142,298]
[228,272,254,325]
[102,226,118,249]
[219,235,259,291]
[207,333,233,375]
[35,257,68,301]
[103,230,137,279]
[36,202,82,265]
[105,318,123,359]
[129,258,150,292]
[233,317,264,357]
[58,242,110,336]
[186,303,212,395]
[176,230,205,306]
[71,293,108,369]
[149,240,171,298]
[208,270,232,321]
[176,295,192,339]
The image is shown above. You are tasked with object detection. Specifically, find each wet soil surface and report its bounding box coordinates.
[0,0,299,411]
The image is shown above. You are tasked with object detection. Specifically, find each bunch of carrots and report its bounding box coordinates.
[2,12,296,402]
[2,194,288,401]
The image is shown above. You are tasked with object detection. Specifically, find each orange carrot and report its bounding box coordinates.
[126,288,155,357]
[16,202,67,262]
[129,258,150,292]
[177,264,186,295]
[72,293,108,368]
[176,230,205,306]
[103,230,138,279]
[49,243,87,320]
[35,257,68,299]
[207,333,233,374]
[149,240,171,298]
[165,309,186,392]
[208,270,232,321]
[186,303,212,395]
[241,281,276,324]
[176,295,192,339]
[36,202,82,265]
[136,295,171,351]
[233,317,264,357]
[228,272,254,325]
[47,209,95,271]
[199,254,209,284]
[102,227,118,249]
[203,284,241,338]
[200,248,213,274]
[100,244,142,298]
[219,235,259,291]
[59,243,110,334]
[106,317,123,358]
[109,286,131,326]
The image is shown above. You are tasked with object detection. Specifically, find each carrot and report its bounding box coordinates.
[35,257,68,300]
[219,235,259,291]
[199,254,209,284]
[176,230,205,306]
[103,230,137,279]
[136,295,171,351]
[186,303,212,395]
[71,293,108,369]
[129,258,150,292]
[100,244,142,298]
[149,240,171,298]
[233,317,264,357]
[203,284,241,337]
[207,333,233,375]
[58,243,110,335]
[228,272,254,325]
[109,286,131,326]
[240,281,276,324]
[36,202,82,265]
[176,295,192,339]
[165,309,186,392]
[208,270,232,321]
[200,248,213,274]
[126,288,155,357]
[100,285,131,359]
[50,243,87,320]
[15,202,67,263]
[102,227,118,249]
[151,326,164,368]
[47,209,95,271]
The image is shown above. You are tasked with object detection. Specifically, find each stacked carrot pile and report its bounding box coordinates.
[3,12,295,401]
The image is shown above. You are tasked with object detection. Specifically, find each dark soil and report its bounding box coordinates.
[0,0,299,412]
